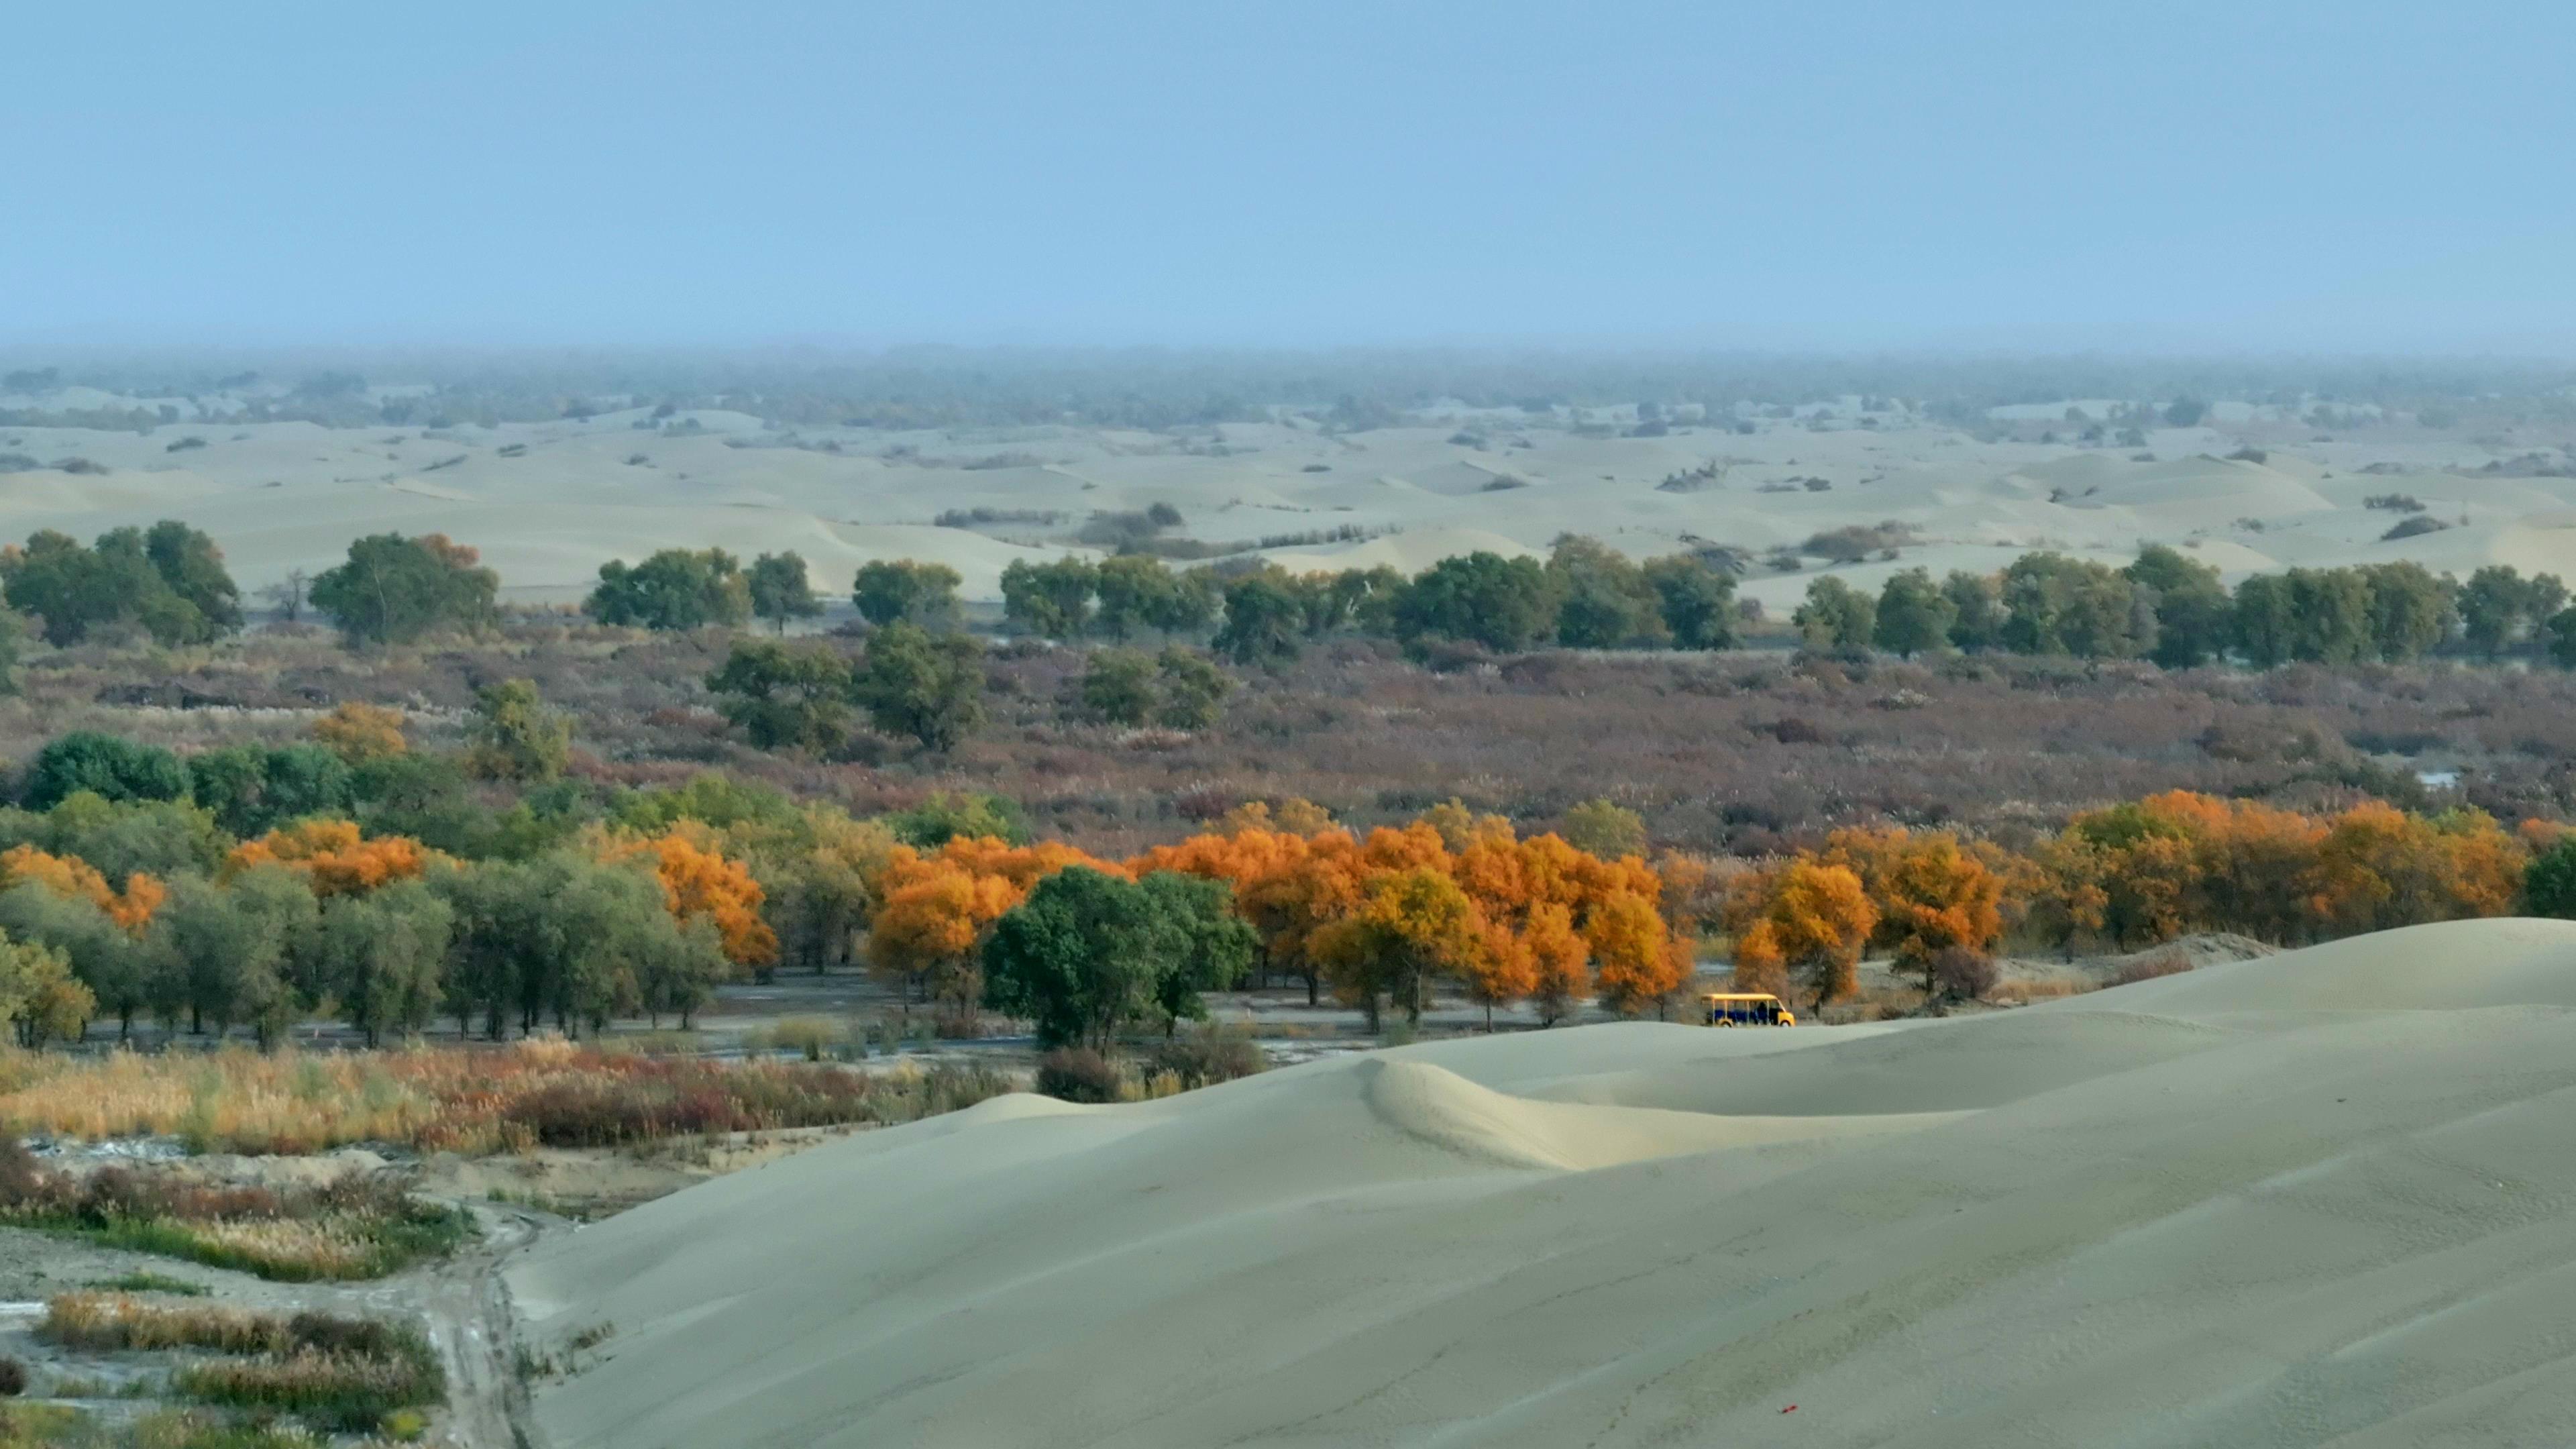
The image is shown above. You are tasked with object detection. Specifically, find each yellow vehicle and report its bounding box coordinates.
[1702,992,1795,1027]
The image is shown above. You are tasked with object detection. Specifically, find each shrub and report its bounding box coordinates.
[2106,949,2194,987]
[1141,1028,1265,1090]
[1035,1048,1124,1103]
[0,1357,21,1397]
[2381,515,2447,541]
[1928,946,1997,1002]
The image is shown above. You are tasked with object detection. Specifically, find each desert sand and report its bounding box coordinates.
[7,391,2575,608]
[508,917,2576,1448]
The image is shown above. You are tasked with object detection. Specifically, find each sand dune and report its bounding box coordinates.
[7,402,2576,602]
[510,918,2576,1448]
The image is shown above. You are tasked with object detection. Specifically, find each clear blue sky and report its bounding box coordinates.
[8,1,2573,352]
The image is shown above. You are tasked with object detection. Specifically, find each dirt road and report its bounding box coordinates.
[408,1202,561,1449]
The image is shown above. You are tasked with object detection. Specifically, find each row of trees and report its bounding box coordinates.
[1721,792,2562,1006]
[1796,549,2576,668]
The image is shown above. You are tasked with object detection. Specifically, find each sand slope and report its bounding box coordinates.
[510,918,2576,1448]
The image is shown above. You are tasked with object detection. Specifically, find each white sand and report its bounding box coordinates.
[7,405,2573,606]
[508,917,2576,1448]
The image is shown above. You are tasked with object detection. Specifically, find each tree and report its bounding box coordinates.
[1311,866,1486,1030]
[584,548,752,631]
[2233,574,2300,667]
[2285,568,2373,665]
[2459,566,2556,658]
[852,559,963,628]
[1393,552,1558,653]
[1212,569,1305,669]
[2526,834,2576,918]
[1000,557,1098,639]
[1561,799,1647,859]
[305,879,452,1046]
[186,744,355,838]
[1792,576,1875,653]
[143,521,243,635]
[2163,396,2208,427]
[312,702,409,762]
[1154,648,1232,729]
[598,828,776,975]
[23,733,189,810]
[2125,545,2233,668]
[465,678,572,782]
[2549,606,2576,669]
[228,819,435,897]
[706,639,856,753]
[1872,568,1955,658]
[1093,556,1185,641]
[1640,555,1738,649]
[1943,571,2004,653]
[1818,826,2004,989]
[148,866,310,1045]
[0,933,93,1049]
[1079,649,1157,726]
[2000,553,2149,659]
[854,622,985,751]
[309,533,498,645]
[1585,888,1690,1017]
[0,522,241,647]
[0,882,144,1036]
[2357,562,2451,663]
[1725,859,1878,1006]
[0,606,23,697]
[1547,537,1667,649]
[747,551,823,633]
[981,866,1248,1050]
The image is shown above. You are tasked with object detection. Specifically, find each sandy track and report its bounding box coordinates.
[410,1203,562,1449]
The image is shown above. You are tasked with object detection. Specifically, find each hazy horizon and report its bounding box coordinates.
[11,0,2576,354]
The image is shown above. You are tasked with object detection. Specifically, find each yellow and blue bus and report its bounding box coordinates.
[1701,992,1795,1026]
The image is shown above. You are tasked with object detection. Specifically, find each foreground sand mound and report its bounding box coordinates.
[512,919,2576,1448]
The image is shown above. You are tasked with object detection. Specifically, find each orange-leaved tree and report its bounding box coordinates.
[866,837,1123,1018]
[0,845,165,934]
[596,826,778,975]
[1309,865,1488,1030]
[1819,826,2004,989]
[1725,858,1879,1006]
[226,820,435,898]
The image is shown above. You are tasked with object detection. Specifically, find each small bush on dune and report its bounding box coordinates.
[1928,946,1998,1002]
[2106,949,2194,987]
[1035,1049,1123,1104]
[0,1357,22,1397]
[1140,1028,1265,1091]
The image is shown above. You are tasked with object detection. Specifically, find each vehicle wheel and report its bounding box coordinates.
[1713,1018,1735,1028]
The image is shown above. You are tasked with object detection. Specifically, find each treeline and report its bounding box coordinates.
[1723,792,2575,1006]
[1794,549,2576,667]
[0,713,1705,1051]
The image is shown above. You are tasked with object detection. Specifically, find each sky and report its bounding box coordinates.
[7,0,2575,353]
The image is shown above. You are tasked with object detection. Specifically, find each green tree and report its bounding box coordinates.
[1562,798,1648,858]
[705,639,857,753]
[584,548,753,631]
[308,533,499,645]
[1872,568,1955,658]
[305,879,453,1046]
[982,866,1252,1050]
[0,606,24,696]
[1212,568,1306,669]
[186,744,355,839]
[2357,562,2453,663]
[883,792,1028,849]
[747,551,823,633]
[2526,834,2576,918]
[1640,555,1738,649]
[1000,557,1099,639]
[2459,565,2530,657]
[2548,606,2576,669]
[1999,553,2150,659]
[1393,552,1559,652]
[2233,573,2299,667]
[0,882,144,1037]
[0,933,93,1050]
[1093,555,1185,641]
[2285,568,2374,665]
[851,559,963,628]
[466,679,572,782]
[1147,567,1224,637]
[28,793,227,881]
[1793,576,1876,653]
[1080,649,1157,726]
[1943,570,2004,653]
[1547,537,1668,649]
[2125,545,2234,668]
[1154,647,1232,729]
[147,869,310,1042]
[143,521,244,634]
[854,621,985,752]
[23,733,189,810]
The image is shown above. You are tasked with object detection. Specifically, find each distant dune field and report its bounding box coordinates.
[7,394,2575,610]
